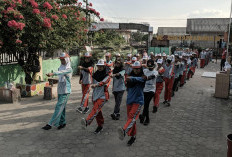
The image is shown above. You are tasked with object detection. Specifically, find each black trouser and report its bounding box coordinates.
[221,59,226,71]
[113,91,124,115]
[172,77,180,92]
[142,92,155,119]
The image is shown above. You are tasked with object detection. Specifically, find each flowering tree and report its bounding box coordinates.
[0,0,103,84]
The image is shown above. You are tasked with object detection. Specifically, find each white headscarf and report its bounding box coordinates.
[58,56,72,82]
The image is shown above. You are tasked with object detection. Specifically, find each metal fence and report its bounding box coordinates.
[0,52,26,65]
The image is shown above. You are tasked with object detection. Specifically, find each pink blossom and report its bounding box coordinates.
[51,15,59,20]
[43,18,51,28]
[43,2,53,10]
[16,22,25,30]
[16,39,22,44]
[16,0,22,4]
[7,7,15,12]
[100,18,104,22]
[7,20,18,28]
[40,12,46,17]
[30,0,38,8]
[33,9,40,14]
[89,2,92,7]
[82,17,86,21]
[62,14,67,19]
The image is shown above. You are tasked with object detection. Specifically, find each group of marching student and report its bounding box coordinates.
[199,48,213,69]
[41,50,199,146]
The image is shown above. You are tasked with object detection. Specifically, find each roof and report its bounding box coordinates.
[90,22,153,32]
[186,18,230,34]
[90,23,119,31]
[157,27,186,35]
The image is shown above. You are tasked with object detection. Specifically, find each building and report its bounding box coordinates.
[156,18,230,48]
[157,27,187,47]
[186,18,229,48]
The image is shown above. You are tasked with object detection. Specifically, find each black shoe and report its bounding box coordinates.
[57,124,66,130]
[143,118,150,126]
[82,107,90,114]
[127,136,136,146]
[42,124,51,130]
[172,91,175,97]
[94,126,103,134]
[163,100,167,104]
[152,106,157,113]
[115,114,120,120]
[111,113,116,120]
[166,102,171,107]
[176,87,179,92]
[139,114,144,124]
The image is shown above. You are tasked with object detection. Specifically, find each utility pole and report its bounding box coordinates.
[226,0,232,60]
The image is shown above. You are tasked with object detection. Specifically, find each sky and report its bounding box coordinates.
[91,0,231,33]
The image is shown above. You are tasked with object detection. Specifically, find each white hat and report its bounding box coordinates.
[96,59,105,66]
[167,55,172,60]
[162,53,167,57]
[115,53,121,57]
[105,52,111,57]
[150,52,154,55]
[84,52,92,57]
[127,54,132,57]
[179,56,183,59]
[136,53,140,57]
[132,61,141,68]
[157,53,162,57]
[157,59,163,64]
[59,52,68,59]
[143,55,148,60]
[132,57,137,61]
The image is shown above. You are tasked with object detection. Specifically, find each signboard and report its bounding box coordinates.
[157,35,221,41]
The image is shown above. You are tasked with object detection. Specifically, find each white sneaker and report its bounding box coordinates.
[81,118,87,129]
[117,127,125,141]
[76,107,83,113]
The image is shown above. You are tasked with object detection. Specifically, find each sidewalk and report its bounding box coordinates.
[0,61,231,157]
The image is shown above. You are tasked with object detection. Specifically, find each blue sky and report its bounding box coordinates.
[91,0,231,32]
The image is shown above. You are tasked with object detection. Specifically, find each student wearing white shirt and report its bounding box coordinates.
[139,59,158,125]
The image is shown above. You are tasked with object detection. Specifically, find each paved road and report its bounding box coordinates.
[0,61,232,157]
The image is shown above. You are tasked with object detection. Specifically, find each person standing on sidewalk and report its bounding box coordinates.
[81,59,110,134]
[118,61,146,146]
[42,53,73,130]
[76,52,93,114]
[139,59,158,125]
[110,60,126,120]
[221,50,227,71]
[163,56,174,107]
[153,59,165,113]
[200,50,205,68]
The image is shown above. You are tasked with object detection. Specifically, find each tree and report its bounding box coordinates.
[0,0,103,84]
[93,30,126,50]
[131,31,144,42]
